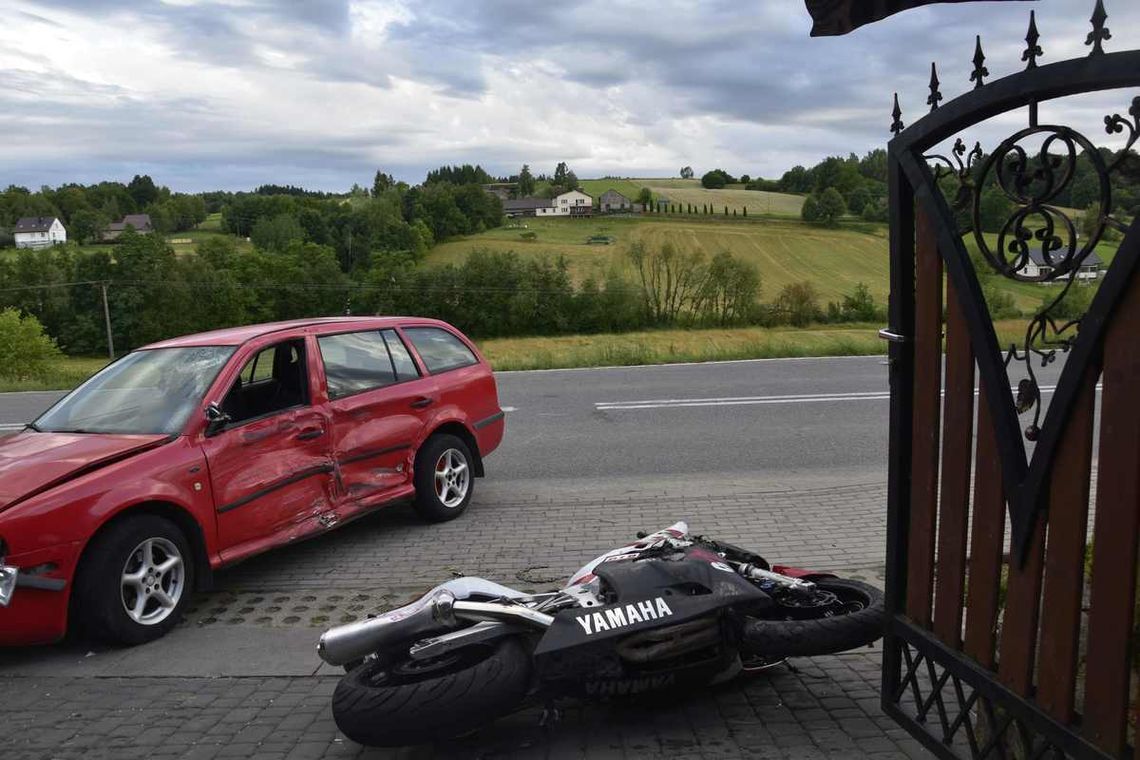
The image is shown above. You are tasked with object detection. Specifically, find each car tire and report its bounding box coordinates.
[73,514,195,645]
[413,434,475,522]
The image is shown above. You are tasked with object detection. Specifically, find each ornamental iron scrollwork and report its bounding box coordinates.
[924,100,1139,442]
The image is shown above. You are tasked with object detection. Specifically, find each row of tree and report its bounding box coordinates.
[0,176,209,244]
[0,230,887,357]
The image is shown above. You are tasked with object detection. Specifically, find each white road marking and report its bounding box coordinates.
[0,423,26,431]
[594,383,1082,411]
[501,406,517,412]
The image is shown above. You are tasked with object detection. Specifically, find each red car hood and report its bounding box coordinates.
[0,431,170,512]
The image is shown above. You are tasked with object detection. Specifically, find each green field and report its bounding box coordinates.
[576,178,646,201]
[429,216,892,302]
[632,179,804,217]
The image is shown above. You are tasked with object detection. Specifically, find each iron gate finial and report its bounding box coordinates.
[970,36,989,89]
[927,63,942,112]
[1087,0,1111,56]
[1022,11,1042,69]
[891,93,904,135]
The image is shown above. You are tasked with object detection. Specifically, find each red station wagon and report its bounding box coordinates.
[0,317,505,646]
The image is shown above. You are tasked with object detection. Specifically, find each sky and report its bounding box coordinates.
[2,0,1139,192]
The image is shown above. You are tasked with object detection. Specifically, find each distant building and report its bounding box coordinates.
[599,189,631,213]
[503,197,553,218]
[537,190,593,217]
[1022,247,1101,281]
[102,214,154,242]
[14,216,67,249]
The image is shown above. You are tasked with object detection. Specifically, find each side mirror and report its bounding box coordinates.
[204,403,231,436]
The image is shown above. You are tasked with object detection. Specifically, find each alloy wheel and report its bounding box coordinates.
[120,537,185,626]
[434,448,470,508]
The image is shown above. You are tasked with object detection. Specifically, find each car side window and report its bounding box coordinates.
[221,340,308,425]
[381,329,420,382]
[403,327,478,374]
[318,331,399,400]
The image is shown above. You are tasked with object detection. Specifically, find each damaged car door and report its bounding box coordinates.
[202,336,337,561]
[317,329,428,511]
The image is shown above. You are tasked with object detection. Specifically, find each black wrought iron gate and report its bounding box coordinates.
[881,3,1140,758]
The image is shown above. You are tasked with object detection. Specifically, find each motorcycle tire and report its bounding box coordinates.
[331,637,532,747]
[741,579,885,658]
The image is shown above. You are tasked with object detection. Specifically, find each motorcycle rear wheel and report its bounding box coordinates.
[741,578,884,658]
[332,637,532,747]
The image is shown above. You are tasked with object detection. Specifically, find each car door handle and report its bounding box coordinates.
[296,428,325,441]
[410,397,434,409]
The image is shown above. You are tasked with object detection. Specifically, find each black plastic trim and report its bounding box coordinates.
[338,444,411,467]
[216,464,334,514]
[474,411,505,430]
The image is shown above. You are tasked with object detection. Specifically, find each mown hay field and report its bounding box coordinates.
[632,179,804,217]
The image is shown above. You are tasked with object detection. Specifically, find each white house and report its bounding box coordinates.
[1022,247,1101,281]
[537,190,594,217]
[14,216,67,249]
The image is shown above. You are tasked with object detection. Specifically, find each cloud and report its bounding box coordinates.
[2,0,1139,190]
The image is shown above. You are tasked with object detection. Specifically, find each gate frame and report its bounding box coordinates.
[880,6,1140,758]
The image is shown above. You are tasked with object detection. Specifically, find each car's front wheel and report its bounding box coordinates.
[413,434,474,522]
[73,514,194,645]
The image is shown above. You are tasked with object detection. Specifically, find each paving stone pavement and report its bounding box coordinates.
[4,649,930,760]
[1,475,932,758]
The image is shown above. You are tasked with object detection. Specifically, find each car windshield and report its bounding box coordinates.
[35,346,236,436]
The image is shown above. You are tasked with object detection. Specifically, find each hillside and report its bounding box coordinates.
[427,214,1116,313]
[428,216,891,303]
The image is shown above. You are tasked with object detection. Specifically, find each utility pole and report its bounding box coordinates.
[100,282,114,360]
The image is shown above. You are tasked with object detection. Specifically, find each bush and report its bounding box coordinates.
[0,309,62,380]
[775,282,823,326]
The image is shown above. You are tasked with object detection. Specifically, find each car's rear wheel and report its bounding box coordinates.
[73,514,194,645]
[413,434,474,522]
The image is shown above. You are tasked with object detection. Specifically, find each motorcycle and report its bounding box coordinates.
[317,521,884,747]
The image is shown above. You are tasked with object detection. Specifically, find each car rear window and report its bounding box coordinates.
[403,327,478,374]
[318,331,397,399]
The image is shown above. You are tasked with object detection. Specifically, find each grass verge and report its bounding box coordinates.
[478,324,887,371]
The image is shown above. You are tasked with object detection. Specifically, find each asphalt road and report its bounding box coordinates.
[0,354,1073,488]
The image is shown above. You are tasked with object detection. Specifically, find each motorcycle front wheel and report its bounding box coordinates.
[741,578,884,658]
[332,636,533,747]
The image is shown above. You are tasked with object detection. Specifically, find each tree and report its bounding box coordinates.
[977,187,1014,233]
[775,282,822,326]
[251,213,305,252]
[627,242,706,324]
[680,166,694,180]
[372,170,395,197]
[740,174,751,185]
[70,209,107,244]
[517,164,535,197]
[838,282,881,322]
[636,187,653,208]
[701,169,734,189]
[801,194,821,223]
[816,188,847,226]
[845,185,871,216]
[127,174,159,208]
[553,162,570,186]
[694,251,760,325]
[0,308,62,380]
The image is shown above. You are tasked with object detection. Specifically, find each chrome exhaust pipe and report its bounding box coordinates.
[317,577,538,666]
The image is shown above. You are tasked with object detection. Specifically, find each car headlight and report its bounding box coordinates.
[0,563,16,607]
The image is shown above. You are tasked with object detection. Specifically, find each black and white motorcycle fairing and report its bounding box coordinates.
[317,521,883,747]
